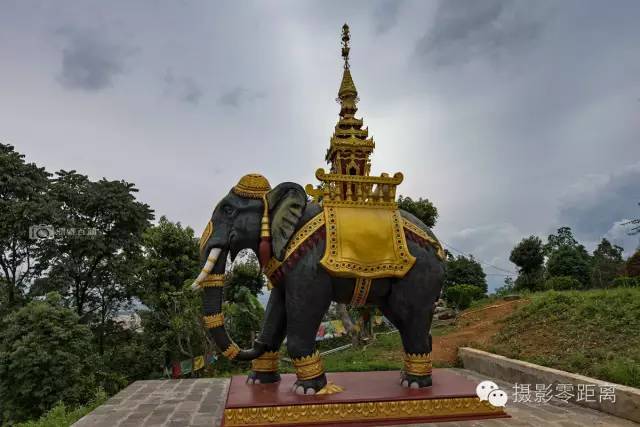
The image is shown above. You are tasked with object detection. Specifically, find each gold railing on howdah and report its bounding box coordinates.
[305,168,403,207]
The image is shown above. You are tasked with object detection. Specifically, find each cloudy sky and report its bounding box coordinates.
[2,0,639,291]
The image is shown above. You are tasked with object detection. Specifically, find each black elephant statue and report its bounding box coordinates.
[194,174,445,395]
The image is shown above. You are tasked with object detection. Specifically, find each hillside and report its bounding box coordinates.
[483,289,640,387]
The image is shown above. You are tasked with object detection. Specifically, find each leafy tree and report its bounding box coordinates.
[494,277,516,297]
[397,195,438,227]
[133,218,206,368]
[0,144,52,310]
[444,254,487,294]
[510,236,544,275]
[544,226,578,255]
[510,236,545,291]
[34,170,153,353]
[626,250,640,277]
[591,238,624,288]
[224,257,265,348]
[546,245,591,288]
[443,284,484,310]
[0,293,98,424]
[544,227,591,288]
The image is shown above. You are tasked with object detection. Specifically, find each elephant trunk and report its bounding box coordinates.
[200,248,267,361]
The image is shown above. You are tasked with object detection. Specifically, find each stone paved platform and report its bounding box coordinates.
[73,369,639,426]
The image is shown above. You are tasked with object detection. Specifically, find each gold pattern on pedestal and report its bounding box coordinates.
[200,274,225,288]
[315,381,345,395]
[403,352,433,376]
[203,313,225,329]
[251,351,280,373]
[306,24,417,280]
[292,351,324,380]
[223,396,505,426]
[232,174,271,199]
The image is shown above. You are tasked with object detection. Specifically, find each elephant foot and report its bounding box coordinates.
[400,372,432,389]
[291,374,327,395]
[246,370,281,385]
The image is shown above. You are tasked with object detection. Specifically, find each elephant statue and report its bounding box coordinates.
[195,174,444,395]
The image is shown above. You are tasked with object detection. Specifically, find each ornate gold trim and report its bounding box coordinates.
[232,174,271,199]
[200,273,225,288]
[402,219,445,260]
[263,212,325,278]
[198,221,213,254]
[223,343,241,360]
[223,397,504,426]
[292,351,324,381]
[350,277,372,306]
[203,313,224,329]
[251,351,280,373]
[403,352,432,376]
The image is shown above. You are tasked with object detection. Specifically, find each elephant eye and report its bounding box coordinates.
[222,205,235,217]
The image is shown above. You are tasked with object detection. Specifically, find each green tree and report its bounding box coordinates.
[510,236,545,291]
[133,217,206,370]
[224,257,265,348]
[397,195,438,227]
[544,227,591,288]
[34,170,153,353]
[626,250,640,277]
[544,276,582,291]
[544,226,578,255]
[0,144,52,310]
[0,293,97,424]
[444,254,487,294]
[443,284,484,310]
[591,238,624,288]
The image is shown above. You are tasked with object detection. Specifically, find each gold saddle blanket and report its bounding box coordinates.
[320,205,416,279]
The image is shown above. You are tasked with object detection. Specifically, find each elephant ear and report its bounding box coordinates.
[267,182,307,261]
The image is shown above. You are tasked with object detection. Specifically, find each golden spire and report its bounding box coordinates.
[326,23,374,171]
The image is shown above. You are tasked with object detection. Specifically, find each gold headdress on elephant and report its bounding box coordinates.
[232,174,273,267]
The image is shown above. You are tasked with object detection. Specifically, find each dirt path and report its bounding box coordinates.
[432,299,529,365]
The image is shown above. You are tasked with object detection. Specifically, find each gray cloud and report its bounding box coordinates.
[217,87,265,108]
[56,28,135,91]
[163,70,203,105]
[373,0,404,34]
[415,0,543,67]
[559,163,640,253]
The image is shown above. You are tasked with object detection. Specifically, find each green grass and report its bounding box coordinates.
[12,389,107,427]
[484,288,640,387]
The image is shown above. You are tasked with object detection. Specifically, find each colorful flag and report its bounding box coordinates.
[331,320,346,336]
[193,356,205,371]
[171,361,181,379]
[180,359,193,375]
[206,353,217,365]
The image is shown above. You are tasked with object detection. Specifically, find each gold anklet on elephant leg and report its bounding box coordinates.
[403,352,432,376]
[251,351,280,373]
[292,351,324,380]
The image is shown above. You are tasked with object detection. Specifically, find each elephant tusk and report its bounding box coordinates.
[191,247,222,291]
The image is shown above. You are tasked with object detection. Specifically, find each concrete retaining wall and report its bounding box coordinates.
[459,347,640,423]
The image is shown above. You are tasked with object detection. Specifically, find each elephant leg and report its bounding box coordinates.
[285,274,332,395]
[386,287,436,388]
[247,285,287,384]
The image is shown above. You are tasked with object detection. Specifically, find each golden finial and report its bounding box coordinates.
[341,23,350,70]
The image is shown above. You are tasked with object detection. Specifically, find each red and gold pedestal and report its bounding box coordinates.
[222,369,508,426]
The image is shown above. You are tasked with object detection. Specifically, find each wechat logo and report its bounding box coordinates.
[476,380,508,407]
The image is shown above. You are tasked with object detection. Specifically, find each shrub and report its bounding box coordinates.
[544,276,582,291]
[0,293,98,424]
[610,276,640,288]
[443,284,484,310]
